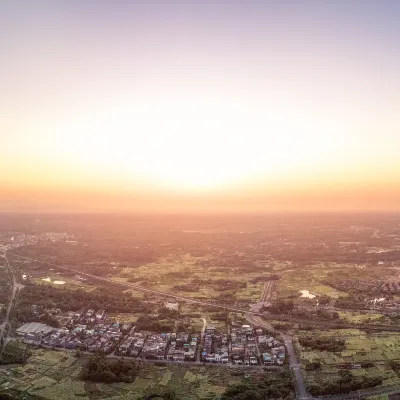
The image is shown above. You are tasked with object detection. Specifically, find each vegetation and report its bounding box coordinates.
[220,371,295,400]
[81,353,141,383]
[308,370,383,396]
[15,283,149,318]
[0,341,28,365]
[135,314,176,332]
[299,336,346,352]
[269,299,294,314]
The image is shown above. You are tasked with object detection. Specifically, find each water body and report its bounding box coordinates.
[42,277,66,285]
[299,290,316,299]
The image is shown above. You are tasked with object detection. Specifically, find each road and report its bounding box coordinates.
[244,313,311,400]
[0,251,21,356]
[10,254,270,317]
[244,313,276,333]
[261,280,274,303]
[196,317,207,362]
[281,334,310,400]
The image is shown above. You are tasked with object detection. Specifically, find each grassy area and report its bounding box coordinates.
[114,253,267,302]
[276,262,348,299]
[108,313,139,323]
[32,275,97,292]
[295,329,400,390]
[338,311,389,325]
[1,348,260,399]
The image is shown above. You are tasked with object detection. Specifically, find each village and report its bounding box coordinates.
[15,308,287,367]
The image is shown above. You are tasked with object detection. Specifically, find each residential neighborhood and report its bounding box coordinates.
[15,309,286,367]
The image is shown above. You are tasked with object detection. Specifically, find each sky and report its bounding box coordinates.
[1,1,400,213]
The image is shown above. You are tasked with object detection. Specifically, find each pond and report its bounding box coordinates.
[42,277,66,285]
[299,290,316,299]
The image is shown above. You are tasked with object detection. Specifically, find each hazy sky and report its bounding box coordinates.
[2,1,400,212]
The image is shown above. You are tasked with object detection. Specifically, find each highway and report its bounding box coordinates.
[261,280,274,303]
[0,251,21,356]
[9,254,270,317]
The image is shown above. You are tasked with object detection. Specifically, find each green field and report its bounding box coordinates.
[275,262,349,299]
[0,348,251,399]
[113,253,267,303]
[338,311,389,325]
[295,329,400,389]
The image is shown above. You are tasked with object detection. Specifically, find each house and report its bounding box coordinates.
[241,325,253,335]
[86,309,94,317]
[74,309,84,319]
[258,335,267,344]
[205,326,216,334]
[262,353,274,365]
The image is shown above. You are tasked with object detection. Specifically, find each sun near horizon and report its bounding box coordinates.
[2,2,400,213]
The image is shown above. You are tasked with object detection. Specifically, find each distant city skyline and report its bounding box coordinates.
[2,1,400,212]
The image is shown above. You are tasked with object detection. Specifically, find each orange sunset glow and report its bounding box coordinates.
[2,2,400,212]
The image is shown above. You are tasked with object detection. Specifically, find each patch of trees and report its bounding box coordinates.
[390,361,400,373]
[308,370,383,396]
[11,239,158,271]
[212,279,247,290]
[141,392,177,400]
[269,299,294,314]
[273,323,292,332]
[81,354,141,383]
[0,391,42,399]
[0,342,28,365]
[361,362,374,368]
[336,295,366,310]
[220,371,295,400]
[135,315,175,332]
[173,284,200,292]
[305,361,321,371]
[299,336,345,352]
[218,291,237,302]
[157,307,179,319]
[249,274,280,284]
[16,283,149,317]
[38,312,60,328]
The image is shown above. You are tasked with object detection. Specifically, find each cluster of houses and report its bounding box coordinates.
[115,331,200,361]
[201,324,286,366]
[18,309,129,353]
[256,328,286,366]
[201,326,229,363]
[230,324,258,365]
[167,332,199,361]
[16,308,286,366]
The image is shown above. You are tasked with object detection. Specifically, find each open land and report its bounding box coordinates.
[1,213,400,399]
